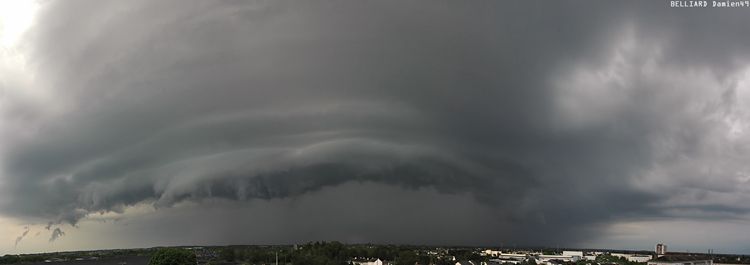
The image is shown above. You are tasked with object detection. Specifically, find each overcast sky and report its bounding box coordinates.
[2,0,750,256]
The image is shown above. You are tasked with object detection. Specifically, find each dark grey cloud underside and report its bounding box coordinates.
[2,0,750,246]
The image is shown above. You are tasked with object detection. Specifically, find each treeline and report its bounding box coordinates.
[0,255,46,264]
[100,248,157,258]
[715,255,750,264]
[0,248,157,265]
[214,241,480,265]
[2,243,488,265]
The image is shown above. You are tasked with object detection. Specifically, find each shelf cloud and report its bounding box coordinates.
[1,0,750,252]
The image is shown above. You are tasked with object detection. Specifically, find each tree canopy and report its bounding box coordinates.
[148,248,197,265]
[221,248,236,262]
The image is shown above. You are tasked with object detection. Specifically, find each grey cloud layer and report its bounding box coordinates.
[2,0,750,246]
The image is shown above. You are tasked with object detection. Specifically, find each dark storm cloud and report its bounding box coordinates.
[2,0,750,247]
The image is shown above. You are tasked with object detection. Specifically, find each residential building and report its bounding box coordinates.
[656,244,667,255]
[352,258,383,265]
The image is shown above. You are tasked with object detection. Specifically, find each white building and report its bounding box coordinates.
[538,255,579,263]
[495,254,529,264]
[491,257,524,264]
[499,254,528,260]
[562,252,583,261]
[352,258,383,265]
[611,253,631,260]
[486,250,503,256]
[628,255,651,263]
[648,256,711,265]
[656,244,667,255]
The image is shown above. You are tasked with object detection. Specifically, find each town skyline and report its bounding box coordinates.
[0,240,739,257]
[0,243,732,258]
[1,242,743,265]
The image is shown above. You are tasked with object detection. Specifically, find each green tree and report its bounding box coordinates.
[236,249,245,261]
[221,248,236,262]
[397,250,419,265]
[149,248,196,265]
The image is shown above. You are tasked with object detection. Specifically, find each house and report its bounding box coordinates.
[351,258,384,265]
[547,259,566,265]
